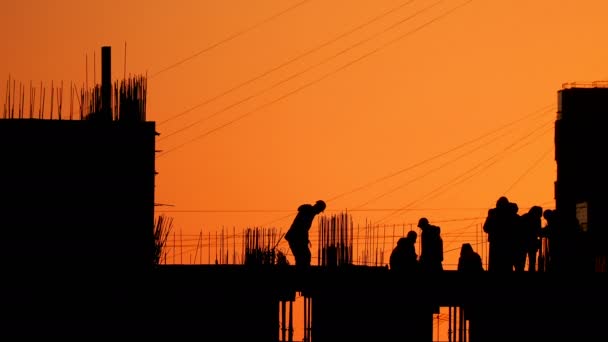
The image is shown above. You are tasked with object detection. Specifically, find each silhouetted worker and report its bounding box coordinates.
[417,217,443,272]
[284,200,326,268]
[457,243,484,272]
[389,231,418,272]
[543,209,582,272]
[515,205,543,272]
[507,201,522,271]
[541,209,556,271]
[483,196,518,272]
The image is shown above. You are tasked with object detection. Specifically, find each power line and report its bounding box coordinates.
[352,117,553,210]
[156,0,417,126]
[150,0,313,79]
[155,207,489,213]
[157,0,552,256]
[379,124,553,225]
[156,209,293,213]
[412,125,554,208]
[326,104,554,205]
[156,106,554,255]
[256,106,550,230]
[156,0,474,157]
[502,147,553,195]
[157,0,443,142]
[374,120,554,225]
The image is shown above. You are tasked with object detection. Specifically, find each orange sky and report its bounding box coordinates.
[2,0,608,271]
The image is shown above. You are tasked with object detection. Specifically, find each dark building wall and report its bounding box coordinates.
[555,87,608,270]
[2,262,607,340]
[467,273,608,342]
[307,267,443,342]
[149,266,284,341]
[312,288,434,342]
[0,119,156,275]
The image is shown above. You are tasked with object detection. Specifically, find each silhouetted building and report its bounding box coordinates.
[3,47,607,340]
[0,47,155,276]
[555,83,608,272]
[0,46,156,338]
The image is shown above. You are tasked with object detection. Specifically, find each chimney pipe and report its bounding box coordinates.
[101,46,112,120]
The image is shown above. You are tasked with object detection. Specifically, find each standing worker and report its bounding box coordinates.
[390,230,419,272]
[285,200,326,269]
[483,196,518,272]
[457,243,484,272]
[417,217,444,272]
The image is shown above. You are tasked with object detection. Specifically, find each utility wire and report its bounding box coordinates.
[150,0,313,79]
[156,106,553,255]
[374,120,553,225]
[157,0,443,142]
[157,0,417,126]
[326,104,554,204]
[258,106,548,230]
[387,126,553,225]
[155,207,488,213]
[352,116,553,210]
[156,0,474,157]
[159,0,540,258]
[502,147,553,195]
[411,126,554,209]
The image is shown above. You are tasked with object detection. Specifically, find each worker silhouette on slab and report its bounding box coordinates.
[457,243,484,272]
[284,200,326,269]
[542,209,583,272]
[541,209,557,271]
[508,201,521,270]
[389,230,419,272]
[483,196,519,272]
[417,217,444,272]
[514,205,543,272]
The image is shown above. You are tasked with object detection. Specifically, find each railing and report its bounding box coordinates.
[561,80,608,89]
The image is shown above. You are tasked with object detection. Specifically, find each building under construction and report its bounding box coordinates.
[0,47,607,340]
[555,82,608,272]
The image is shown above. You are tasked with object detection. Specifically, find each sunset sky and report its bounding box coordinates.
[2,0,608,271]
